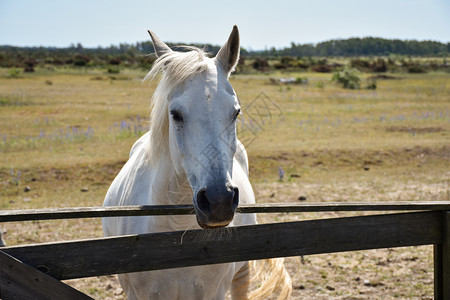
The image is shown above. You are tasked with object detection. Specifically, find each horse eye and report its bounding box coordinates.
[170,110,184,123]
[233,109,241,120]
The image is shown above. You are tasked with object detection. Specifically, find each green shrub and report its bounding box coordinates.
[0,97,9,105]
[73,54,90,66]
[8,68,21,78]
[295,77,308,84]
[332,67,361,89]
[312,65,332,73]
[366,80,377,90]
[107,66,120,74]
[407,65,427,74]
[350,58,371,71]
[252,58,270,72]
[109,58,121,65]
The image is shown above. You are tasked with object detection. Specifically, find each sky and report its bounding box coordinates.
[0,0,449,50]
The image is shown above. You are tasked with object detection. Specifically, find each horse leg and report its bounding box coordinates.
[117,274,138,300]
[230,262,250,300]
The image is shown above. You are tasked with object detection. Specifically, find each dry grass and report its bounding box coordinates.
[0,68,449,298]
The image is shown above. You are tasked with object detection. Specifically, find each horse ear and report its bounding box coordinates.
[215,25,240,74]
[147,30,173,57]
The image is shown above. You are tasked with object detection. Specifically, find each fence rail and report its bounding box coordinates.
[1,201,450,222]
[1,210,443,280]
[0,201,449,299]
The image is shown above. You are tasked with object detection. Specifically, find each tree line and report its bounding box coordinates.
[0,37,448,72]
[265,37,449,57]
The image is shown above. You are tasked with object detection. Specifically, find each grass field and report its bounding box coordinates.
[0,67,449,299]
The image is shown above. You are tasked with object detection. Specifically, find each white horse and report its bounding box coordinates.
[103,26,291,300]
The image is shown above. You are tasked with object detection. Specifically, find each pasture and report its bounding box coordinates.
[0,67,449,298]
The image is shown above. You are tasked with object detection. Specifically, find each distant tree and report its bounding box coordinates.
[76,43,83,52]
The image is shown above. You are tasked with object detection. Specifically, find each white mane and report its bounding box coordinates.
[144,48,211,165]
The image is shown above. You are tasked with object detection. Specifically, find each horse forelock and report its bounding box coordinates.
[144,47,211,165]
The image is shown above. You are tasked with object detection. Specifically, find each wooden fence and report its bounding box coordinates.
[0,201,449,299]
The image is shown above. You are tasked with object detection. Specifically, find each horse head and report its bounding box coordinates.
[149,26,241,229]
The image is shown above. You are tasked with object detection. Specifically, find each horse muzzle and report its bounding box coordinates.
[194,185,239,229]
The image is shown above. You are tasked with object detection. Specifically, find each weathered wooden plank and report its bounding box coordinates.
[0,205,195,222]
[434,211,450,300]
[242,201,450,213]
[2,211,442,280]
[0,250,92,300]
[1,201,450,222]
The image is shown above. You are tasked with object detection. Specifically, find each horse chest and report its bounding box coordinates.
[124,264,235,300]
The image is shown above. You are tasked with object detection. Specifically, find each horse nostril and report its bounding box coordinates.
[196,189,211,214]
[232,187,239,211]
[196,186,238,226]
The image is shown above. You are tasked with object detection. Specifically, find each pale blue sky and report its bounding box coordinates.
[1,0,449,50]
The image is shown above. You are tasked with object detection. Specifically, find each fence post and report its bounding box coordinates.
[434,211,449,300]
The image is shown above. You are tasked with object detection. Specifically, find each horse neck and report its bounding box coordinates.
[150,151,197,231]
[152,152,193,206]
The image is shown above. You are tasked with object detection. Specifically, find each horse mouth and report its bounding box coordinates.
[196,214,232,229]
